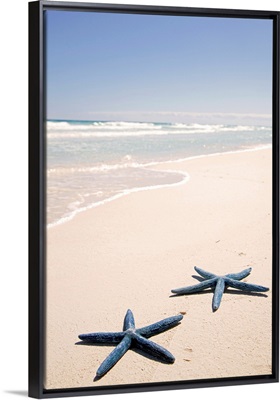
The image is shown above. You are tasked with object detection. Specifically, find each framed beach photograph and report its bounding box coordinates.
[29,0,279,398]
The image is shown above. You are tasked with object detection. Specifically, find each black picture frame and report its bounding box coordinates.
[29,1,279,398]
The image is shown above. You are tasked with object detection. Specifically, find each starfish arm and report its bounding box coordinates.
[212,278,225,311]
[171,277,217,295]
[123,309,135,330]
[78,332,125,344]
[133,333,175,363]
[137,314,183,338]
[225,277,269,292]
[194,266,217,279]
[226,267,252,280]
[95,335,131,378]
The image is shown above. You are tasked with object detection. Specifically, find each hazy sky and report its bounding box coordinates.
[45,10,272,125]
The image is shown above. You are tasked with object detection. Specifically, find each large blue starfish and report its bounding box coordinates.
[78,309,183,379]
[171,266,269,311]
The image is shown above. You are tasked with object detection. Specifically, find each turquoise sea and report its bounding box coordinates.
[47,120,272,226]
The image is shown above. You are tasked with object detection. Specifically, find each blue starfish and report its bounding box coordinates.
[171,266,269,311]
[78,309,183,379]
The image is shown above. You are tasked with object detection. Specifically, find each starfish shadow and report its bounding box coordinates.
[192,274,205,282]
[224,288,268,298]
[170,288,213,298]
[93,375,103,382]
[75,341,117,347]
[131,346,175,364]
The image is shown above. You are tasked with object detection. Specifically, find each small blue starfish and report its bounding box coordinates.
[78,309,183,379]
[171,266,269,311]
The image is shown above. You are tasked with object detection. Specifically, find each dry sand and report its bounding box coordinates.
[45,148,272,390]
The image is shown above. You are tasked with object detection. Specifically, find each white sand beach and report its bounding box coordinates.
[45,148,272,390]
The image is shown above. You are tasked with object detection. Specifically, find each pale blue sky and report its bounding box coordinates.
[45,10,273,125]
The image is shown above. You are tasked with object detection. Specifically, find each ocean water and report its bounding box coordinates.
[47,120,272,227]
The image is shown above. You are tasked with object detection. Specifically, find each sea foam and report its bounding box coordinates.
[46,120,272,227]
[47,120,270,139]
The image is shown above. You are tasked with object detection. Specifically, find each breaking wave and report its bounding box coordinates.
[47,120,270,139]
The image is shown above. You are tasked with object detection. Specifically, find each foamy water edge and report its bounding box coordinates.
[47,144,272,229]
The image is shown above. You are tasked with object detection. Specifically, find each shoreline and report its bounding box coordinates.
[47,143,272,229]
[45,147,272,389]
